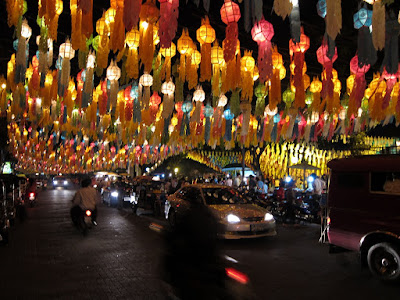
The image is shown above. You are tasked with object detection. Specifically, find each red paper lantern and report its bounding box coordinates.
[289,29,310,55]
[251,19,274,43]
[350,55,370,75]
[220,0,241,24]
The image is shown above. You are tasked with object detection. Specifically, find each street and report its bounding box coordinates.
[0,188,399,300]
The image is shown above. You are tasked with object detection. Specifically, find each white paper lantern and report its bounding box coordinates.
[21,20,32,39]
[193,86,205,102]
[86,52,96,69]
[106,60,121,81]
[140,73,153,87]
[264,104,278,117]
[309,111,319,124]
[161,80,175,95]
[218,94,228,107]
[59,41,75,59]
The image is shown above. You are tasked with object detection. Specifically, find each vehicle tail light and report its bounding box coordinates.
[85,210,92,217]
[225,267,249,285]
[327,217,331,225]
[29,193,34,197]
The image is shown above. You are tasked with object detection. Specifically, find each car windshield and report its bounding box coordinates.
[203,187,248,205]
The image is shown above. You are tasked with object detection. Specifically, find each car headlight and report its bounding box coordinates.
[264,213,274,221]
[111,191,119,198]
[53,180,58,185]
[227,214,241,224]
[64,181,68,185]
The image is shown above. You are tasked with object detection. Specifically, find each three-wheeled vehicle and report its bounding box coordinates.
[327,155,400,282]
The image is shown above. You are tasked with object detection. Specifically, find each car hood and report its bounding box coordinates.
[208,204,266,219]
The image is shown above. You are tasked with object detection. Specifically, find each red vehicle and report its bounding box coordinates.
[327,155,400,282]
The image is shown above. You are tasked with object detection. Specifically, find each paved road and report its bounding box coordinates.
[1,188,399,300]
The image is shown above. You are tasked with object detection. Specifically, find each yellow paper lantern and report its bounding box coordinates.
[125,29,140,49]
[310,77,322,93]
[346,75,355,94]
[241,51,255,72]
[96,18,108,35]
[21,19,32,39]
[191,50,201,65]
[196,16,216,44]
[290,61,307,75]
[105,8,116,26]
[161,80,175,95]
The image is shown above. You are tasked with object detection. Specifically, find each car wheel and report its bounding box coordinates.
[168,209,176,228]
[367,242,400,282]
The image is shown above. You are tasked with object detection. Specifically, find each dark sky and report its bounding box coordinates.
[0,1,399,87]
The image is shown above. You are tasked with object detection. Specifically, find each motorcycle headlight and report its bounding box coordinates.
[264,213,274,221]
[111,191,119,198]
[64,181,68,185]
[227,214,241,224]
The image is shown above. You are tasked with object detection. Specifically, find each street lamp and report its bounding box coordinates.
[174,167,179,174]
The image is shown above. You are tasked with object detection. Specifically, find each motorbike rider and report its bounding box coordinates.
[163,191,224,299]
[71,177,100,226]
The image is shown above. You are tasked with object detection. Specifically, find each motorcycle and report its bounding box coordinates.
[71,206,95,236]
[150,223,256,300]
[28,192,36,207]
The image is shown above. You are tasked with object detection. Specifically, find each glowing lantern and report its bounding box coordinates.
[220,0,240,62]
[21,20,32,39]
[139,72,153,109]
[218,94,228,107]
[160,42,176,80]
[106,61,121,81]
[125,28,140,79]
[255,84,268,117]
[197,17,216,82]
[283,88,295,106]
[353,8,372,29]
[193,86,205,102]
[192,86,205,123]
[240,51,255,102]
[265,105,278,117]
[251,18,274,83]
[177,28,194,81]
[161,79,175,119]
[211,43,225,96]
[59,41,75,59]
[105,8,117,26]
[346,75,355,94]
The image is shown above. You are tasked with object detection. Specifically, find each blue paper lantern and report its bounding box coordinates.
[317,0,326,18]
[353,8,372,29]
[13,39,18,51]
[223,108,234,121]
[273,113,281,123]
[56,57,62,69]
[182,101,193,114]
[81,70,86,82]
[130,84,139,98]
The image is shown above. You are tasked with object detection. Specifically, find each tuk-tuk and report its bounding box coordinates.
[327,155,400,282]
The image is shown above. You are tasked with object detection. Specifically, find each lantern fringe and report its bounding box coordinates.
[126,48,139,79]
[273,0,293,20]
[326,0,342,41]
[140,22,154,73]
[372,1,385,51]
[200,43,212,82]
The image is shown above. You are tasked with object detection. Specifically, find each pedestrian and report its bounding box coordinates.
[71,177,100,226]
[263,179,269,195]
[311,173,323,203]
[256,177,264,193]
[249,175,257,192]
[233,175,241,188]
[284,180,296,224]
[225,176,233,187]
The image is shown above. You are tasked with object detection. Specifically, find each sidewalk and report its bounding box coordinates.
[0,188,165,299]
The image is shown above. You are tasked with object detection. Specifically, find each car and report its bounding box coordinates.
[165,184,277,239]
[52,176,70,189]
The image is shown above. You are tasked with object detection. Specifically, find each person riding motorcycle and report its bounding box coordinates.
[71,177,100,226]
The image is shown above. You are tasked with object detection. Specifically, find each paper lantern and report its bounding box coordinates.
[160,43,176,80]
[193,86,205,102]
[283,88,295,105]
[272,49,283,69]
[140,73,153,87]
[161,80,175,95]
[251,18,274,83]
[317,0,327,18]
[59,41,75,59]
[346,75,355,94]
[265,105,278,117]
[197,17,216,82]
[309,111,319,124]
[339,107,346,120]
[221,0,241,24]
[218,94,228,107]
[289,31,310,55]
[105,8,117,26]
[191,50,202,65]
[96,17,108,35]
[353,8,372,29]
[21,19,32,39]
[211,44,225,65]
[125,29,140,48]
[106,61,121,81]
[290,61,307,75]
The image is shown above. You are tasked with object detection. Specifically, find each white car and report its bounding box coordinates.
[165,184,276,239]
[52,176,70,189]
